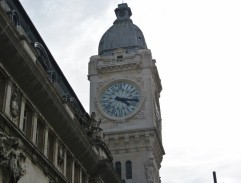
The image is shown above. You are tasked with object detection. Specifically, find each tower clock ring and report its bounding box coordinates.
[98,80,143,120]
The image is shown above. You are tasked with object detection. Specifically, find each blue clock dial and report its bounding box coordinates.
[101,82,141,118]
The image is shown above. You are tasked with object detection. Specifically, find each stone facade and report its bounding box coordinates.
[89,49,165,183]
[88,4,165,183]
[0,1,121,183]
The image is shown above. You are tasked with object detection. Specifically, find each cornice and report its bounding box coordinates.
[96,60,141,74]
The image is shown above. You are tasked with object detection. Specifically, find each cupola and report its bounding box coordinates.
[98,3,147,56]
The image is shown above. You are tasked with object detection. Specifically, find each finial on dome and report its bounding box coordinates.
[114,3,132,22]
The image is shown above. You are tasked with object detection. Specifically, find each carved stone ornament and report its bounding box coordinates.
[87,112,103,141]
[0,131,26,183]
[144,158,155,183]
[10,88,20,118]
[57,146,64,169]
[152,139,162,168]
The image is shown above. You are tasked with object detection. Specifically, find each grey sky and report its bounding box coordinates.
[20,0,241,183]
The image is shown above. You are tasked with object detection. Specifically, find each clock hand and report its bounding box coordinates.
[115,96,139,106]
[124,98,139,102]
[115,96,130,106]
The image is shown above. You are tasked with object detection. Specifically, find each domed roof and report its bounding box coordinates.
[98,3,147,56]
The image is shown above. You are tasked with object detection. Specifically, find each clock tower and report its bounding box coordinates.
[88,3,165,183]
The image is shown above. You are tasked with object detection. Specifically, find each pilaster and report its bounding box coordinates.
[3,80,12,117]
[32,112,38,144]
[19,97,26,131]
[44,126,49,156]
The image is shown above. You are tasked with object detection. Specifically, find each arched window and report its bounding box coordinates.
[126,161,132,179]
[115,161,121,178]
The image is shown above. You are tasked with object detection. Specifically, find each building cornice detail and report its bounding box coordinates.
[96,60,141,74]
[104,130,161,155]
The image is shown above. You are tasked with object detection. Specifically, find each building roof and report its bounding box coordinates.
[98,3,147,56]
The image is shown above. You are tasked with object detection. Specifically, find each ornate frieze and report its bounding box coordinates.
[97,61,141,74]
[0,130,26,183]
[105,133,151,154]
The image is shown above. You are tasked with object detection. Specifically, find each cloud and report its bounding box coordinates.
[19,0,118,109]
[18,1,241,183]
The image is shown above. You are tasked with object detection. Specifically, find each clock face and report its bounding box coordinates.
[100,81,141,118]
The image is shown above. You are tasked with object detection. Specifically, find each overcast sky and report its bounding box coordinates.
[19,0,241,183]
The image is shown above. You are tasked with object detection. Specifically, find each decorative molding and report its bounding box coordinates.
[144,158,155,183]
[152,139,163,169]
[87,112,103,141]
[0,130,26,183]
[97,61,141,74]
[144,158,159,183]
[105,133,151,154]
[0,115,70,183]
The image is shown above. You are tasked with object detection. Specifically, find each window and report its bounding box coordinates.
[47,131,55,164]
[117,55,124,62]
[115,161,121,178]
[82,172,87,183]
[36,119,45,153]
[66,153,73,182]
[0,72,6,111]
[22,110,27,132]
[126,161,132,179]
[22,105,33,138]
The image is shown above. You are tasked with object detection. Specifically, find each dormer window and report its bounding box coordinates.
[117,55,123,60]
[119,10,126,17]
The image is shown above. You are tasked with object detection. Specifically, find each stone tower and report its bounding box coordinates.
[88,3,165,183]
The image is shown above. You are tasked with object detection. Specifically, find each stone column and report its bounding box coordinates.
[32,112,38,144]
[63,149,67,176]
[79,167,82,183]
[3,80,12,117]
[44,126,49,157]
[54,140,58,168]
[71,160,75,183]
[19,97,26,131]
